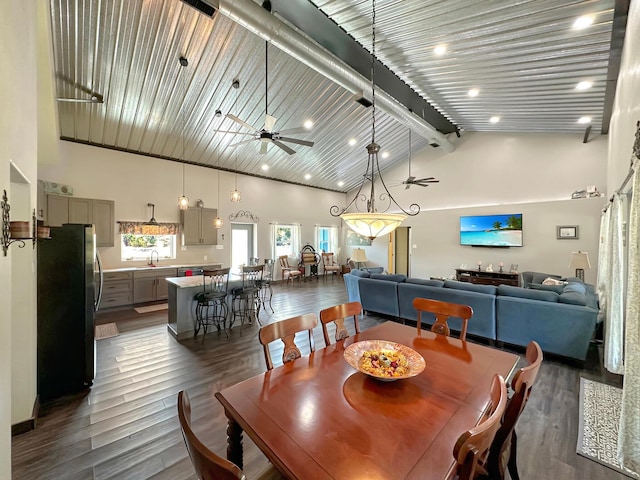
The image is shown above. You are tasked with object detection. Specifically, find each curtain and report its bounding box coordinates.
[118,221,180,235]
[291,225,301,259]
[270,224,278,260]
[603,194,626,374]
[597,206,611,325]
[619,169,640,473]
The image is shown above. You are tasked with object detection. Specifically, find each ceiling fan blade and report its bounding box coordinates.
[56,97,103,103]
[210,130,253,136]
[228,138,255,148]
[278,137,314,147]
[225,113,256,131]
[415,177,437,182]
[273,140,296,155]
[277,126,307,135]
[264,114,277,132]
[405,184,411,190]
[260,141,269,154]
[404,176,416,184]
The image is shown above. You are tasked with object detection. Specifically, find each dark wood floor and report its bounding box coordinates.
[12,278,626,479]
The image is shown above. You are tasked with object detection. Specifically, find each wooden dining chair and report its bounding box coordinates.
[258,313,318,371]
[486,341,543,480]
[453,374,508,480]
[321,252,340,281]
[178,391,282,480]
[413,297,473,341]
[278,255,302,285]
[319,301,362,346]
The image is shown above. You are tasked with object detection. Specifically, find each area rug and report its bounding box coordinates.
[134,303,168,314]
[95,322,119,340]
[578,378,640,479]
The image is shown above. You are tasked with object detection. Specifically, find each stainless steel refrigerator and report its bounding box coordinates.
[37,223,102,400]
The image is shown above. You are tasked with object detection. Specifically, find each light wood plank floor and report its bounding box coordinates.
[12,279,625,479]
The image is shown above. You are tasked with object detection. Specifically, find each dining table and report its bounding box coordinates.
[214,321,520,479]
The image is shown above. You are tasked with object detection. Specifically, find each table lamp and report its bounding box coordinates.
[351,248,368,269]
[569,251,591,281]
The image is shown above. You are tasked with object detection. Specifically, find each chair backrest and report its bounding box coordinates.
[321,252,337,266]
[241,264,263,290]
[319,301,362,346]
[203,267,230,296]
[278,255,291,270]
[249,257,259,266]
[258,313,318,371]
[453,374,508,480]
[486,341,543,478]
[413,297,473,341]
[262,259,275,281]
[177,391,246,480]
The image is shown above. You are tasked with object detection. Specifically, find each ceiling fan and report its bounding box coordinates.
[401,130,439,189]
[225,42,315,155]
[55,73,104,103]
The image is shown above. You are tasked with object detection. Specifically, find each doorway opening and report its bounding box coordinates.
[231,223,256,268]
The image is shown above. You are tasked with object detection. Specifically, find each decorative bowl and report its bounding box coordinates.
[344,340,425,382]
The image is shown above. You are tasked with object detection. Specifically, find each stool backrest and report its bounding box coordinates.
[203,268,230,296]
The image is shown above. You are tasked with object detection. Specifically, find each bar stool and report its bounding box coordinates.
[194,268,230,340]
[231,265,263,329]
[257,259,275,314]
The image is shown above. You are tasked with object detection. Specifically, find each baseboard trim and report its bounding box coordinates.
[11,395,39,436]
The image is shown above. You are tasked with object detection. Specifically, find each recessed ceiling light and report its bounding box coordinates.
[261,164,269,171]
[304,173,311,180]
[577,116,592,124]
[434,44,447,56]
[489,116,500,123]
[575,81,593,91]
[337,181,344,187]
[304,120,314,130]
[348,138,357,146]
[467,88,479,97]
[381,151,389,159]
[573,15,594,30]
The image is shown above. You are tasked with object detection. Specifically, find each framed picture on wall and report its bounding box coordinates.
[557,225,579,239]
[346,230,372,246]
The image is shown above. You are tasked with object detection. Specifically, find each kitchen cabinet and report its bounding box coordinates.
[181,207,218,245]
[133,268,178,303]
[46,194,115,247]
[100,271,133,309]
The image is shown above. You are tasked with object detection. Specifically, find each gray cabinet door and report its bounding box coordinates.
[133,277,156,303]
[46,195,69,226]
[182,208,201,245]
[92,199,115,247]
[200,208,218,245]
[68,197,92,223]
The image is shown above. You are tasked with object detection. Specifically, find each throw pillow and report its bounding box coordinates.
[542,277,565,286]
[529,283,565,294]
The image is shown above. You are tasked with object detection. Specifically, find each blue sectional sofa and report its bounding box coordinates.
[343,269,598,361]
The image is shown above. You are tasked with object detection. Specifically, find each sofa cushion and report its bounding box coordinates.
[529,283,565,294]
[558,282,587,306]
[362,267,385,274]
[444,280,497,295]
[563,282,586,295]
[497,284,559,303]
[350,269,370,278]
[407,278,445,288]
[370,273,407,283]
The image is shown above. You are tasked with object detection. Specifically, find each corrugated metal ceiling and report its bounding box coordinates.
[49,0,620,192]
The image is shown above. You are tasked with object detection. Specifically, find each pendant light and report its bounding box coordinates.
[230,79,241,202]
[177,56,189,210]
[329,0,420,241]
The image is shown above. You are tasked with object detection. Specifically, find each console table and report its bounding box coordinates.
[455,268,519,287]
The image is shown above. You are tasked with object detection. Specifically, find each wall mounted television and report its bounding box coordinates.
[460,214,523,247]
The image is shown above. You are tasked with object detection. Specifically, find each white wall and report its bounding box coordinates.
[39,141,346,273]
[607,0,640,193]
[1,0,39,476]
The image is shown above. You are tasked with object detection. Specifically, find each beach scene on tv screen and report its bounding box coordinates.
[460,214,523,247]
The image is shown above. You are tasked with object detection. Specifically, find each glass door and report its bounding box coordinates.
[231,223,255,268]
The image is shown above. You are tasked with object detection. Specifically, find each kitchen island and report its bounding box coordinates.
[166,274,244,340]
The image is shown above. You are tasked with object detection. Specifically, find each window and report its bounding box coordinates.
[315,225,338,255]
[120,234,176,261]
[270,224,301,259]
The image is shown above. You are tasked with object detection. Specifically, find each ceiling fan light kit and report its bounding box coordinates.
[330,0,420,241]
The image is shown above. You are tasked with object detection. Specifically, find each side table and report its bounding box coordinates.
[341,265,351,276]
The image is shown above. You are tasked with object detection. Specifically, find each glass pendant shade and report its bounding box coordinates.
[213,216,223,229]
[230,189,241,202]
[178,195,189,210]
[341,212,407,240]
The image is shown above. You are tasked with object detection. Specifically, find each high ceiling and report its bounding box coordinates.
[49,0,625,192]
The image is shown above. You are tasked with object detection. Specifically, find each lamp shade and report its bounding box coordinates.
[341,212,407,240]
[351,248,368,263]
[569,251,591,270]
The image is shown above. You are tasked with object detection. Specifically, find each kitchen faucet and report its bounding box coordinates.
[149,250,159,267]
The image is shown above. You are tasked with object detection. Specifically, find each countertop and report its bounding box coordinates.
[103,263,222,273]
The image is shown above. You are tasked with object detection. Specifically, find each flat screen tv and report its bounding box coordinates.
[460,214,523,247]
